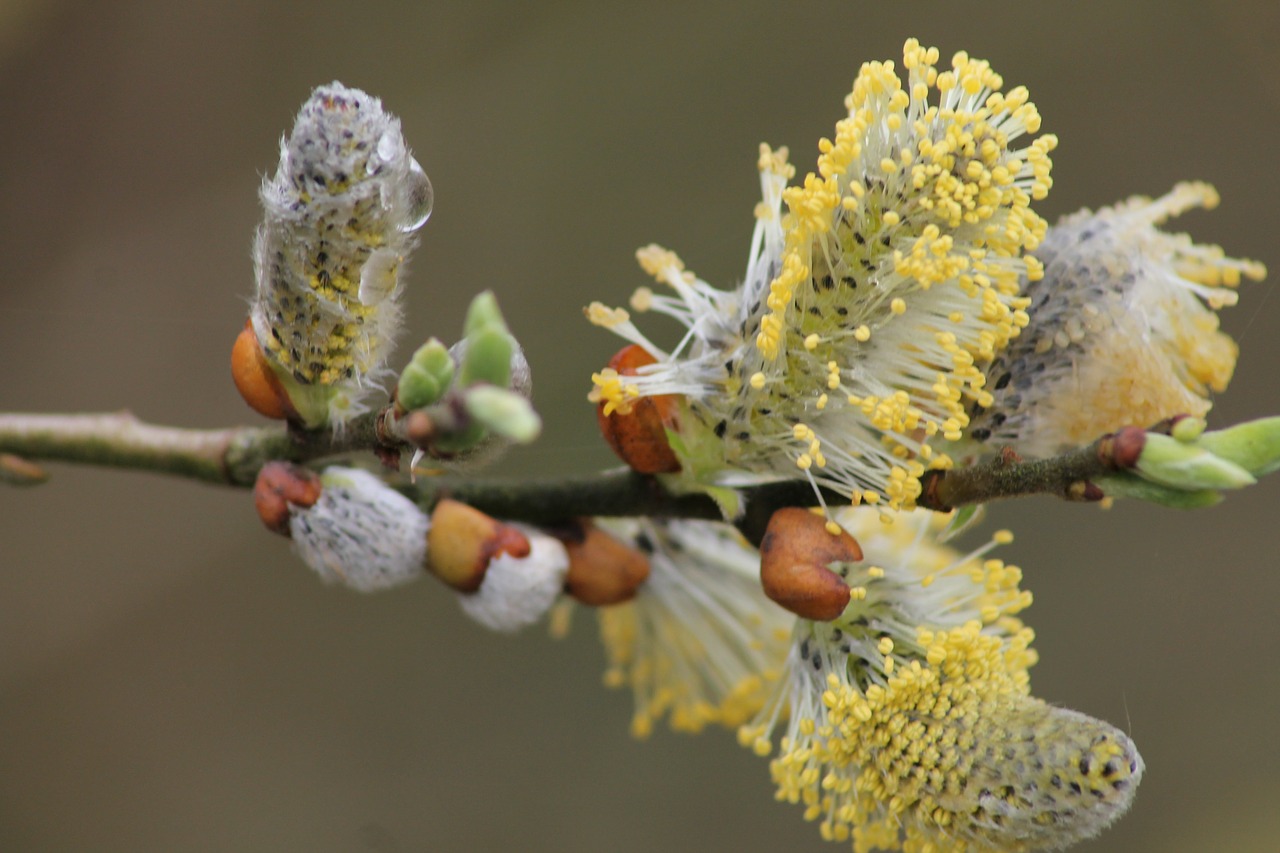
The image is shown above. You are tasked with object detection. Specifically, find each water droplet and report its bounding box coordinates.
[376,128,404,164]
[400,158,433,233]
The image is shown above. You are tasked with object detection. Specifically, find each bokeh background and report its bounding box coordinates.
[2,2,1279,851]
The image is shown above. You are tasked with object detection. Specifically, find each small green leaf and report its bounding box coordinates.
[428,422,488,456]
[938,503,985,543]
[702,485,743,520]
[464,386,542,444]
[1096,473,1223,509]
[459,329,514,388]
[1194,416,1280,477]
[1169,416,1207,443]
[463,291,506,337]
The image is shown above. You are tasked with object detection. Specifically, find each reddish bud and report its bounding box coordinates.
[403,410,435,447]
[759,508,861,622]
[596,344,681,474]
[254,461,323,536]
[559,521,652,606]
[231,320,295,421]
[1081,481,1106,501]
[1108,426,1148,470]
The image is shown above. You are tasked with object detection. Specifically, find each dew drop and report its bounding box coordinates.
[400,158,433,233]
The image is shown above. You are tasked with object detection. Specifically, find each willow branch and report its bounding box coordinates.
[0,410,391,487]
[398,471,843,545]
[0,410,1133,542]
[917,440,1128,511]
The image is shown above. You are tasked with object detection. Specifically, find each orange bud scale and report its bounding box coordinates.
[596,344,682,474]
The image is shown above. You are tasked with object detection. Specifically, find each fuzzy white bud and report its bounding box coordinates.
[457,526,569,632]
[289,466,428,591]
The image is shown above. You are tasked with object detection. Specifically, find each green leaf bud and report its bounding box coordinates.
[464,386,542,444]
[1169,416,1208,442]
[1194,416,1280,477]
[398,338,455,411]
[460,329,514,388]
[463,291,507,338]
[1135,433,1255,491]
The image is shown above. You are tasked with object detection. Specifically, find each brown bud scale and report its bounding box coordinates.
[759,508,861,622]
[254,461,323,536]
[596,345,682,474]
[426,499,530,593]
[560,521,652,606]
[1108,426,1148,470]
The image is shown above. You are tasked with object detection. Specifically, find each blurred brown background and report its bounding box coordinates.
[2,1,1278,851]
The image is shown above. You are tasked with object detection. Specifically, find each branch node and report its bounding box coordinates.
[916,470,952,513]
[0,453,49,486]
[1066,480,1104,502]
[1103,426,1147,470]
[998,446,1023,466]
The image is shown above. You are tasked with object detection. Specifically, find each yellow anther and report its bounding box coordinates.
[635,244,684,280]
[629,287,653,312]
[586,302,629,328]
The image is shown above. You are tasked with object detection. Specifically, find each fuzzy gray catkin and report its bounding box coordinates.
[250,82,433,428]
